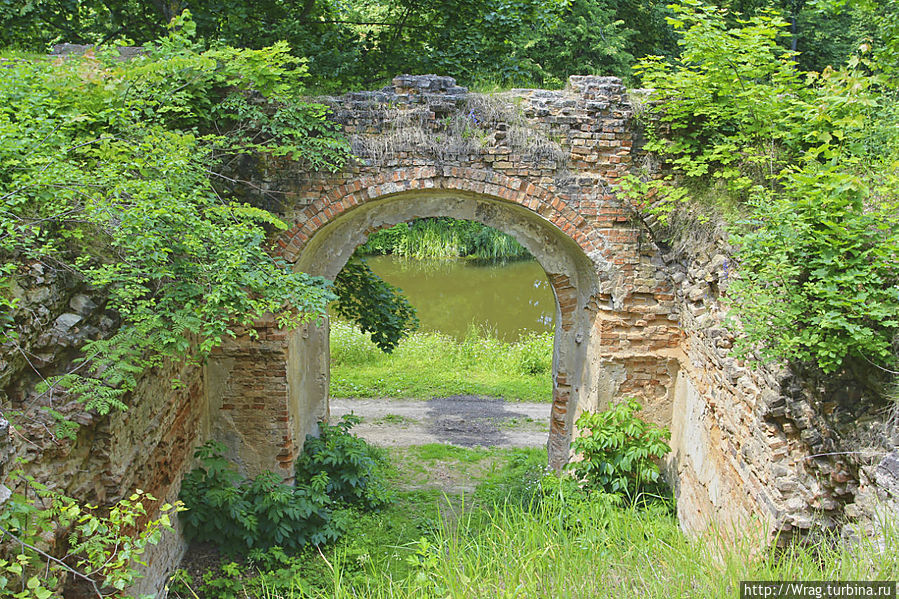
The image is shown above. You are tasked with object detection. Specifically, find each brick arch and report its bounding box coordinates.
[274,169,607,469]
[274,167,604,266]
[199,74,815,558]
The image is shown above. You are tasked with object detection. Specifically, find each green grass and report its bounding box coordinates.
[174,442,899,599]
[313,496,899,599]
[330,320,553,402]
[372,413,415,426]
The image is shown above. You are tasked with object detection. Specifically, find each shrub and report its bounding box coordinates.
[568,399,671,501]
[180,418,390,555]
[179,442,341,554]
[629,2,899,375]
[0,479,176,598]
[296,414,392,509]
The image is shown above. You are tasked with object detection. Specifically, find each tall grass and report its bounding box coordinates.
[307,498,899,599]
[358,218,531,261]
[174,445,899,599]
[330,320,553,401]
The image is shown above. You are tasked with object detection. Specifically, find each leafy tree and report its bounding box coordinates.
[332,256,418,353]
[634,2,806,195]
[731,163,899,373]
[521,0,638,85]
[628,1,899,375]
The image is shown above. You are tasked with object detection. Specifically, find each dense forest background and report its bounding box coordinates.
[2,0,896,89]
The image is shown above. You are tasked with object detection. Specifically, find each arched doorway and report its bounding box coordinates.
[290,187,602,469]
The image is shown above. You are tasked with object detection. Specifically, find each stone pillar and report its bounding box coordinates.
[206,317,328,480]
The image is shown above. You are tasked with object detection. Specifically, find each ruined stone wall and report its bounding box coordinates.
[660,216,898,543]
[0,263,213,595]
[206,317,329,481]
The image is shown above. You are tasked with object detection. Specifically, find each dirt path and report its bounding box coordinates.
[330,396,551,449]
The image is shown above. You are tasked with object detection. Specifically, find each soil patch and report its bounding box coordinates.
[330,396,550,449]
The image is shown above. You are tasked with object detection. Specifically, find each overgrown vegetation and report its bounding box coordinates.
[359,218,531,262]
[329,320,553,401]
[625,1,899,376]
[0,478,177,598]
[569,399,671,501]
[295,414,392,508]
[332,258,419,353]
[0,15,347,428]
[169,441,899,599]
[4,0,879,90]
[0,16,353,596]
[4,0,899,595]
[179,416,390,555]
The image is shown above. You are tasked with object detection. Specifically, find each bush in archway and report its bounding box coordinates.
[295,414,392,510]
[179,416,390,554]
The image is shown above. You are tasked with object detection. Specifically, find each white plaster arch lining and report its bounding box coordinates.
[293,189,602,468]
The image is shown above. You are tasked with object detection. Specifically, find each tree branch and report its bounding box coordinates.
[0,524,105,598]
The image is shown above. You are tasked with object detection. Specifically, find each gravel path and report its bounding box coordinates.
[330,396,551,449]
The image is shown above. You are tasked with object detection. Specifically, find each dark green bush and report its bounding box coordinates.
[179,442,342,554]
[296,414,393,509]
[179,416,389,554]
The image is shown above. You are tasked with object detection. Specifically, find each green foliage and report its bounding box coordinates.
[170,444,899,598]
[180,418,389,555]
[183,549,316,599]
[2,0,886,91]
[333,257,419,353]
[358,218,530,261]
[0,475,177,598]
[635,2,804,196]
[347,0,569,87]
[730,164,899,373]
[0,14,347,426]
[524,0,678,84]
[568,399,671,500]
[329,320,553,401]
[296,414,393,509]
[629,1,899,374]
[179,441,341,554]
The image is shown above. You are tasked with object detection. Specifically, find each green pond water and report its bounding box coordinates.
[364,255,555,342]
